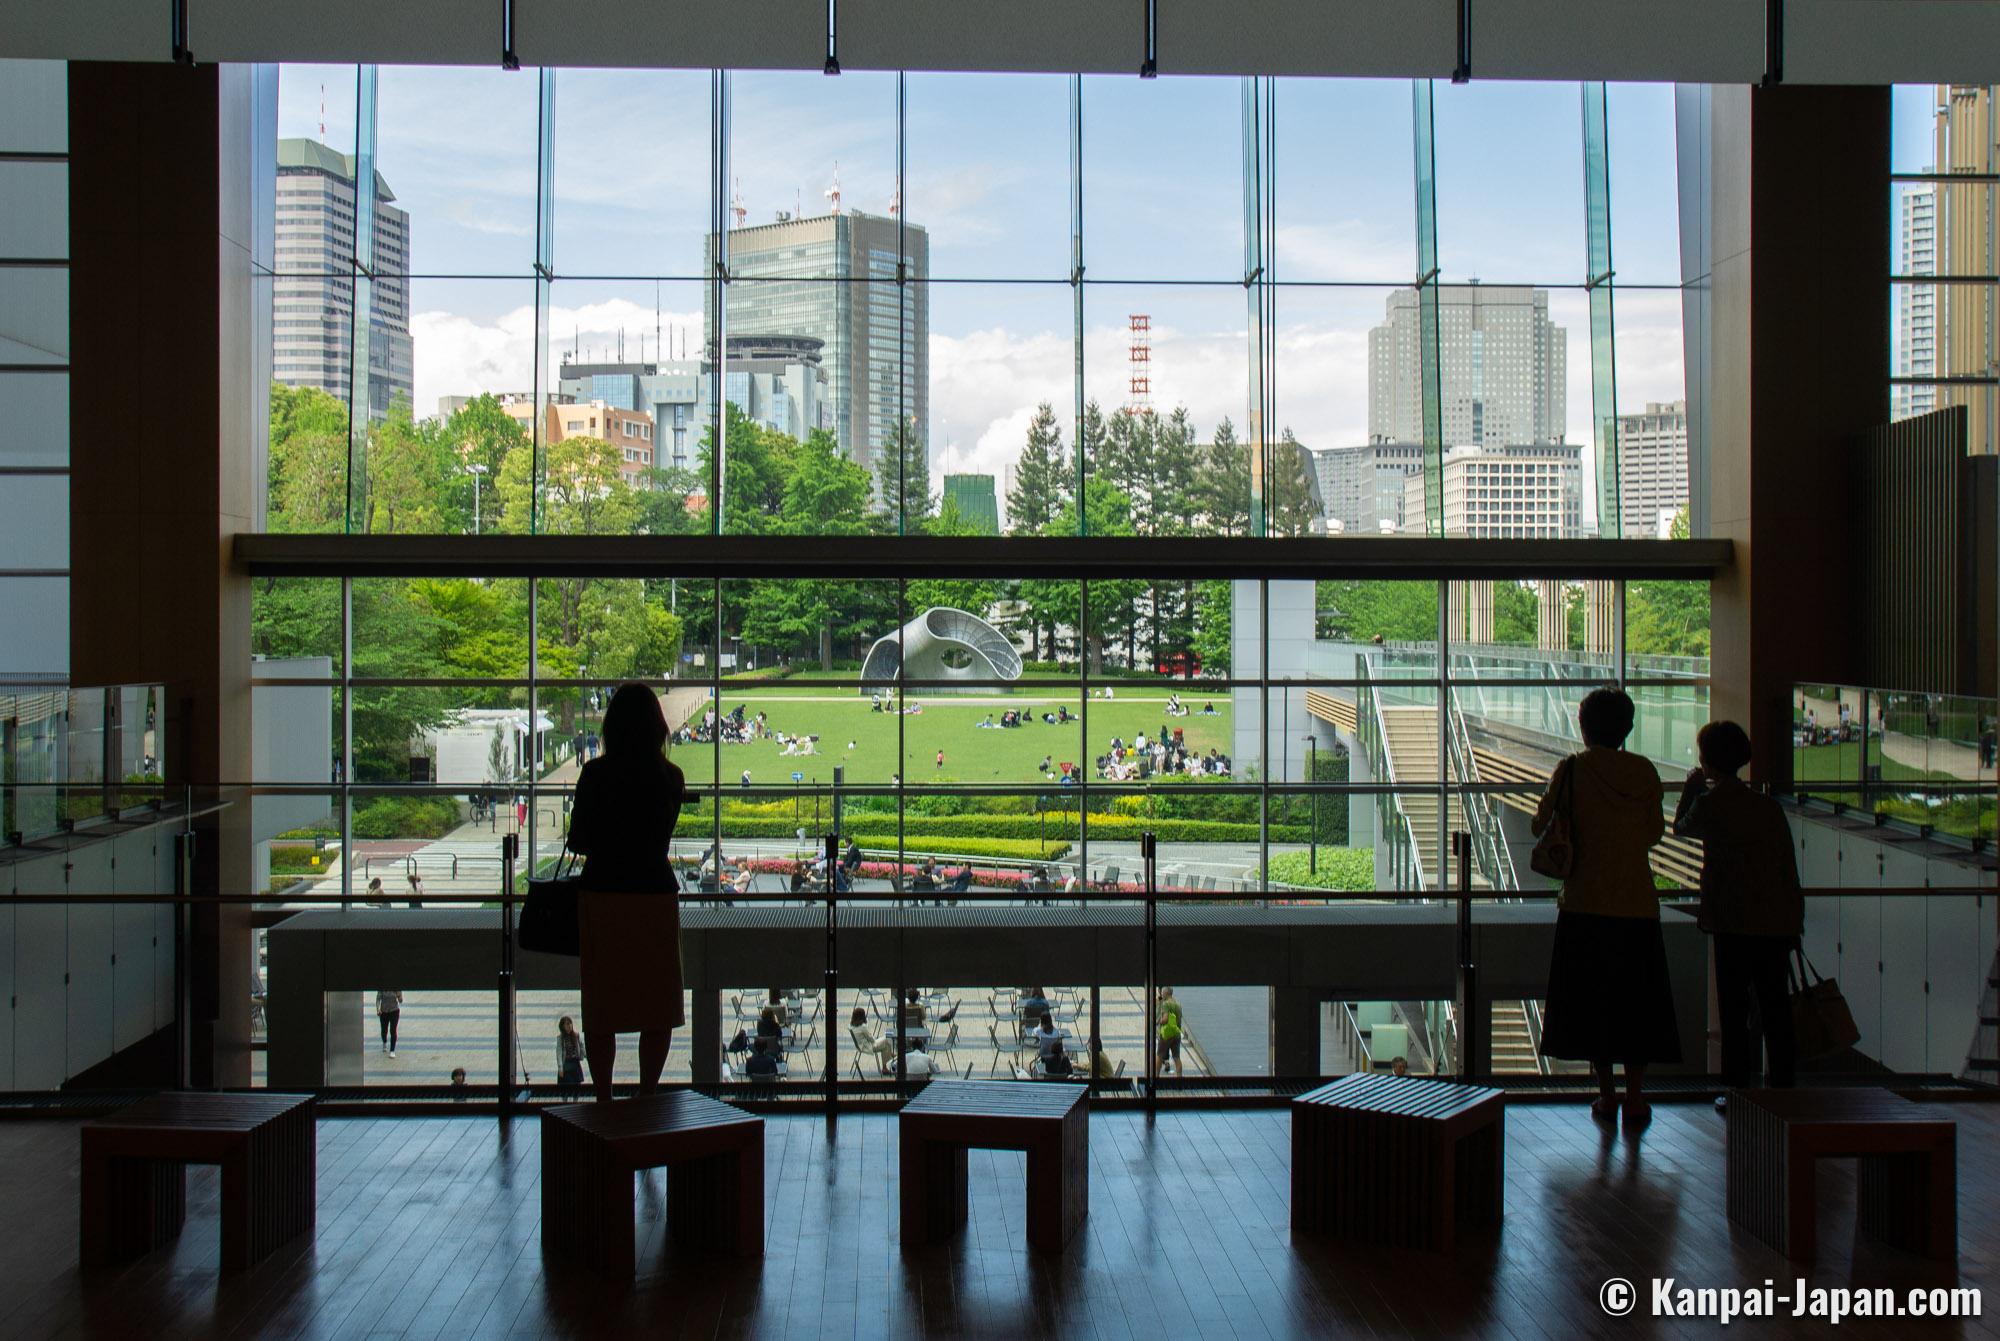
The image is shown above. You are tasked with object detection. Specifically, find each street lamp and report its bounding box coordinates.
[1305,733,1319,875]
[466,462,489,534]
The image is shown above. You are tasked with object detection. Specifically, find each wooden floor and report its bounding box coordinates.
[4,1099,1996,1339]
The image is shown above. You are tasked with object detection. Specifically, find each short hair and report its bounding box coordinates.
[752,1036,770,1053]
[1578,687,1636,748]
[1697,720,1753,775]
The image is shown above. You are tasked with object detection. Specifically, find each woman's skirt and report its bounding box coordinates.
[1539,910,1682,1066]
[578,890,685,1034]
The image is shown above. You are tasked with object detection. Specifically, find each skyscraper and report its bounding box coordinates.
[1895,181,1939,422]
[1931,86,2000,452]
[1400,443,1583,539]
[705,208,928,483]
[1367,285,1566,449]
[272,138,412,419]
[1615,399,1690,538]
[942,474,999,534]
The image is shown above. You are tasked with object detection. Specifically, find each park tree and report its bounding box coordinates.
[1192,417,1251,535]
[439,393,530,532]
[1317,579,1439,644]
[1019,479,1140,675]
[267,382,349,533]
[1266,428,1323,538]
[873,420,933,531]
[1005,401,1073,535]
[1189,578,1234,675]
[1494,581,1540,645]
[1626,506,1710,656]
[362,399,460,534]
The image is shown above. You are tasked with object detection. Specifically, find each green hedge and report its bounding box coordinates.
[351,795,461,839]
[1261,848,1373,892]
[853,837,1073,862]
[709,813,1304,844]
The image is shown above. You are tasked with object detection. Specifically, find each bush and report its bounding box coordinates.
[351,795,461,839]
[716,812,1304,844]
[1261,848,1373,892]
[268,842,333,874]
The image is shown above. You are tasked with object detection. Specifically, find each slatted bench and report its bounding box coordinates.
[1291,1073,1504,1251]
[541,1091,764,1274]
[80,1092,316,1270]
[899,1079,1088,1253]
[1727,1088,1956,1261]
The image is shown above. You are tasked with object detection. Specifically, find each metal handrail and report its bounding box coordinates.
[1444,684,1519,892]
[1356,659,1428,891]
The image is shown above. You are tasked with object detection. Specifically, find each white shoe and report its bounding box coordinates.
[388,1049,396,1058]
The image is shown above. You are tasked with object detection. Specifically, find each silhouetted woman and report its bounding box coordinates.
[567,683,687,1101]
[1533,687,1678,1123]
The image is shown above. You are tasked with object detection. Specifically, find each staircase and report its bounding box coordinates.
[1489,1001,1540,1073]
[1377,705,1485,890]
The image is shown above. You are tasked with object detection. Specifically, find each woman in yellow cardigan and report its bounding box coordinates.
[1532,687,1679,1123]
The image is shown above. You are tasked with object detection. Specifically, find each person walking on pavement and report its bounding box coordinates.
[376,989,402,1056]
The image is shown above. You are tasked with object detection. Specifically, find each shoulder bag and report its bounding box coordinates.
[1789,945,1861,1060]
[1529,757,1576,880]
[518,847,583,956]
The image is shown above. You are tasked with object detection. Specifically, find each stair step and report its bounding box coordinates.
[1966,1058,1998,1072]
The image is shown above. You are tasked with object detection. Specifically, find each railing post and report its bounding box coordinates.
[1452,829,1483,1083]
[173,820,194,1092]
[499,832,517,1116]
[1142,830,1157,1118]
[823,832,839,1118]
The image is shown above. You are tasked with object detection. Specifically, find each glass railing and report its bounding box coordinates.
[2,815,1992,1098]
[1791,681,1998,850]
[1,683,168,845]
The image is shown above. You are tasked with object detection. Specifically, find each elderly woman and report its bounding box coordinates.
[1533,686,1678,1122]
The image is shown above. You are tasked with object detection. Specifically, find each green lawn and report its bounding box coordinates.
[666,689,1236,787]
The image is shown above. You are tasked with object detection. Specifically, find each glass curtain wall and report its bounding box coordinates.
[257,68,1691,544]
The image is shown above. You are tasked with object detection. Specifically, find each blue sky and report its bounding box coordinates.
[276,66,1691,513]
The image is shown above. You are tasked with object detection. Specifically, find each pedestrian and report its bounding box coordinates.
[366,876,386,906]
[1673,721,1802,1106]
[935,748,945,769]
[1389,1056,1408,1077]
[516,797,527,830]
[376,989,401,1056]
[405,871,425,909]
[1156,986,1184,1076]
[740,768,752,789]
[556,1015,586,1093]
[1533,687,1677,1124]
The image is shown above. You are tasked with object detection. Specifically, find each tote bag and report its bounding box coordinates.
[1788,946,1861,1060]
[1529,758,1576,880]
[518,848,583,956]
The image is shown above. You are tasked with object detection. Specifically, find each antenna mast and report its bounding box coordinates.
[825,161,842,215]
[1124,314,1152,416]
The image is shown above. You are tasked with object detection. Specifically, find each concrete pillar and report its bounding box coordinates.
[1271,986,1322,1078]
[691,989,722,1083]
[1536,580,1566,650]
[1449,580,1494,645]
[1582,581,1617,656]
[67,64,264,1086]
[1688,86,1882,780]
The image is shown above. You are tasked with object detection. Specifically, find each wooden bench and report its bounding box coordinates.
[899,1079,1087,1253]
[1727,1088,1956,1261]
[80,1092,316,1270]
[541,1091,764,1274]
[1291,1074,1504,1251]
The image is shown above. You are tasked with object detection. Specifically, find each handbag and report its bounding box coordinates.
[1788,946,1861,1060]
[1529,758,1576,880]
[518,848,583,956]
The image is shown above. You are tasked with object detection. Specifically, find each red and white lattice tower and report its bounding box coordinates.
[1124,313,1152,416]
[729,177,747,229]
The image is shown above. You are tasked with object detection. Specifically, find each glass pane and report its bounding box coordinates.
[725,71,899,284]
[549,70,710,280]
[1604,83,1683,287]
[1082,285,1245,532]
[1432,80,1586,285]
[928,282,1074,537]
[906,73,1070,282]
[1891,84,1940,175]
[1611,293,1689,538]
[375,66,539,277]
[1277,286,1408,537]
[1081,76,1244,282]
[1274,79,1414,282]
